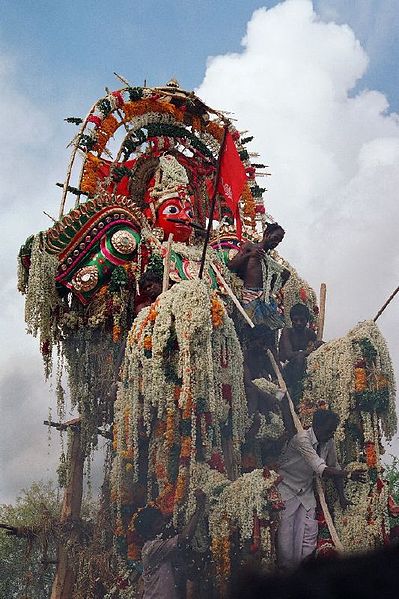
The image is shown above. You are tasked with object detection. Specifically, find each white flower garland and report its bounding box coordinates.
[112,279,248,496]
[255,412,285,441]
[187,462,281,546]
[24,233,60,375]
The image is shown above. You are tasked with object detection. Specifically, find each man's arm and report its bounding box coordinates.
[178,490,206,546]
[322,465,367,510]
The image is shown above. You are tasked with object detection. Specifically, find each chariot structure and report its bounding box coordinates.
[14,78,398,598]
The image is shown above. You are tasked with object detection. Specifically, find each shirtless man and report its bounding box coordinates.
[279,303,322,403]
[227,223,289,329]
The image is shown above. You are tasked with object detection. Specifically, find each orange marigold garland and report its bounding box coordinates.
[122,98,185,125]
[80,152,104,195]
[94,113,119,152]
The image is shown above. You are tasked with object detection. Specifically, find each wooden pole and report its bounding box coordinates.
[266,349,344,552]
[373,284,399,322]
[198,126,228,279]
[51,427,84,599]
[162,233,174,293]
[317,283,327,341]
[210,262,254,328]
[59,101,98,218]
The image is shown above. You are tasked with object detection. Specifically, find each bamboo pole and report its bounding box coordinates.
[266,349,344,553]
[210,262,255,328]
[59,101,98,218]
[373,284,399,322]
[162,233,174,293]
[317,283,327,341]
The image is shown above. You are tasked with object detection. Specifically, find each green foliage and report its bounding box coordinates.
[354,388,390,413]
[128,86,144,102]
[240,136,253,145]
[109,266,129,292]
[64,117,83,125]
[97,98,112,116]
[385,456,399,503]
[0,481,60,599]
[79,134,96,152]
[358,338,378,363]
[146,253,164,279]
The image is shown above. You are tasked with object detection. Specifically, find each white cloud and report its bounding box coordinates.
[197,0,399,450]
[0,48,69,501]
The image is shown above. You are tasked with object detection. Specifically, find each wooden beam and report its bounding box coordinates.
[50,428,84,599]
[317,283,327,341]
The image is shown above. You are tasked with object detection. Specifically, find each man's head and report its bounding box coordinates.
[134,506,165,542]
[312,409,340,443]
[262,223,285,250]
[139,270,163,301]
[290,303,310,329]
[246,324,276,352]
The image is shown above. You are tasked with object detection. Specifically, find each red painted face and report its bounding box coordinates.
[155,198,194,242]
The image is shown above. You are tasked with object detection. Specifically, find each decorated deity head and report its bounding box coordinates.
[145,154,194,242]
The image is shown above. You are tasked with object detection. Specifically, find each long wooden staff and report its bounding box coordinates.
[373,284,399,322]
[266,349,344,552]
[210,262,254,328]
[317,283,327,341]
[198,125,228,279]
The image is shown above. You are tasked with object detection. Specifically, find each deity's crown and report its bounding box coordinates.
[147,154,191,211]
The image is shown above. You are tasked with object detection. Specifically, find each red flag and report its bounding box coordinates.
[216,131,247,237]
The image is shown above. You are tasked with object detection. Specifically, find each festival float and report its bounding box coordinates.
[13,77,398,597]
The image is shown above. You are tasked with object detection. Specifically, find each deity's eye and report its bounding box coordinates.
[186,210,193,218]
[162,205,180,215]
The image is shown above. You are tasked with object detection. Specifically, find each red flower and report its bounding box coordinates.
[299,287,308,302]
[88,114,102,126]
[41,340,51,355]
[209,452,225,473]
[231,130,240,141]
[222,384,232,405]
[263,467,271,478]
[112,91,124,108]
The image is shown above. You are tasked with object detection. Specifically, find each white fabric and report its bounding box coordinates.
[277,495,318,569]
[277,427,338,510]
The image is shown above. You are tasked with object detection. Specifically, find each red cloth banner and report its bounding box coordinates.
[216,131,247,238]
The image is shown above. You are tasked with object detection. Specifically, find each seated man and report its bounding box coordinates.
[227,222,289,330]
[135,490,206,599]
[279,303,322,404]
[276,409,366,570]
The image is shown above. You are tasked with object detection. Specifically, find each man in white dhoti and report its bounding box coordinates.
[276,409,365,570]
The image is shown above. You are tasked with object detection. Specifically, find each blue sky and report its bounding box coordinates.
[1,0,399,502]
[2,0,399,110]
